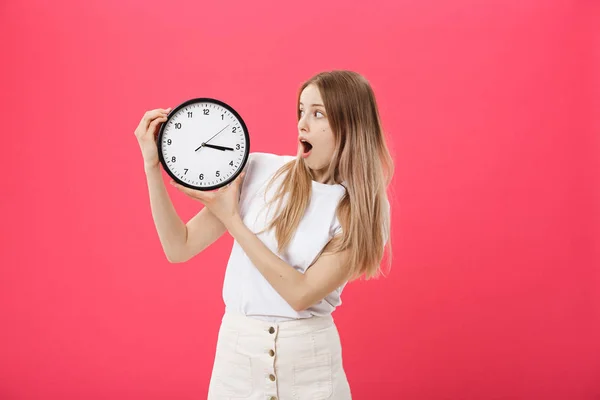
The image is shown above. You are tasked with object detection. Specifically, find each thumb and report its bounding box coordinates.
[229,171,245,191]
[236,172,246,186]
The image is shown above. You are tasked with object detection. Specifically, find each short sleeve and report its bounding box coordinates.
[237,152,292,218]
[330,216,343,238]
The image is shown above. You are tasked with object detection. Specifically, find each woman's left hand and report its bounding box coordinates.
[170,172,246,229]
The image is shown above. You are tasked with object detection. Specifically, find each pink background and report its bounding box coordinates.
[1,0,598,399]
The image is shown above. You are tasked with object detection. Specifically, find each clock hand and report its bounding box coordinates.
[195,124,230,152]
[205,124,230,144]
[203,143,234,151]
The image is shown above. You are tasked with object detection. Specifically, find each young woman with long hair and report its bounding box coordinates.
[134,70,394,400]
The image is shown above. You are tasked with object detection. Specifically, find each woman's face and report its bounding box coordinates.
[297,84,336,183]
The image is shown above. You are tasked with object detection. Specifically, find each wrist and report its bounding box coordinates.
[225,213,244,234]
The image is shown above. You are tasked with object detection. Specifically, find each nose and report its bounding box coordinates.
[298,114,308,132]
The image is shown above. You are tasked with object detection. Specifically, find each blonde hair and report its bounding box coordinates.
[261,70,394,281]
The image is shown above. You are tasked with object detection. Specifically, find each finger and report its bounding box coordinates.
[222,172,245,189]
[172,182,193,197]
[141,109,163,129]
[233,172,246,188]
[148,116,168,138]
[170,180,184,191]
[171,181,207,201]
[170,181,189,193]
[143,108,172,131]
[148,109,170,130]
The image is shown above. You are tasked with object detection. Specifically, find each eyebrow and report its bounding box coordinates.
[299,102,325,108]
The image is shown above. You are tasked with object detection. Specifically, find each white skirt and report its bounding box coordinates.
[207,311,352,400]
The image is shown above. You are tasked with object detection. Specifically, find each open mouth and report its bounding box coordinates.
[300,139,313,156]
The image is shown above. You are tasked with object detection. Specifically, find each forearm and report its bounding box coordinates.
[144,164,188,261]
[226,214,307,310]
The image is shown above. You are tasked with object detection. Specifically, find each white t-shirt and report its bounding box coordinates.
[222,152,347,322]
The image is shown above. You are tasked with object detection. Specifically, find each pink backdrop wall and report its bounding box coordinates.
[1,0,598,399]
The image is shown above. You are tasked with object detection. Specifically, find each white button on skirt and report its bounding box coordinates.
[207,311,352,400]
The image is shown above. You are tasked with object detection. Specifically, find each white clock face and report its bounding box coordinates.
[158,99,250,190]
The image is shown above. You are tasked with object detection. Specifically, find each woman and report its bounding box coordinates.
[134,70,394,400]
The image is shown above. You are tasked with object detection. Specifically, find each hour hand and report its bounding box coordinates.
[203,143,234,151]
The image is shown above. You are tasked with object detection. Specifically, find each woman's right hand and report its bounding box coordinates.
[135,108,171,169]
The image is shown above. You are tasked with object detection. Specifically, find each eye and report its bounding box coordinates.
[314,111,325,118]
[299,109,305,117]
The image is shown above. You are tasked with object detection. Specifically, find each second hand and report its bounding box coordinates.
[195,124,230,152]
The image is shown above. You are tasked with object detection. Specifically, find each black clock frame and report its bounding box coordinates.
[157,97,251,191]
